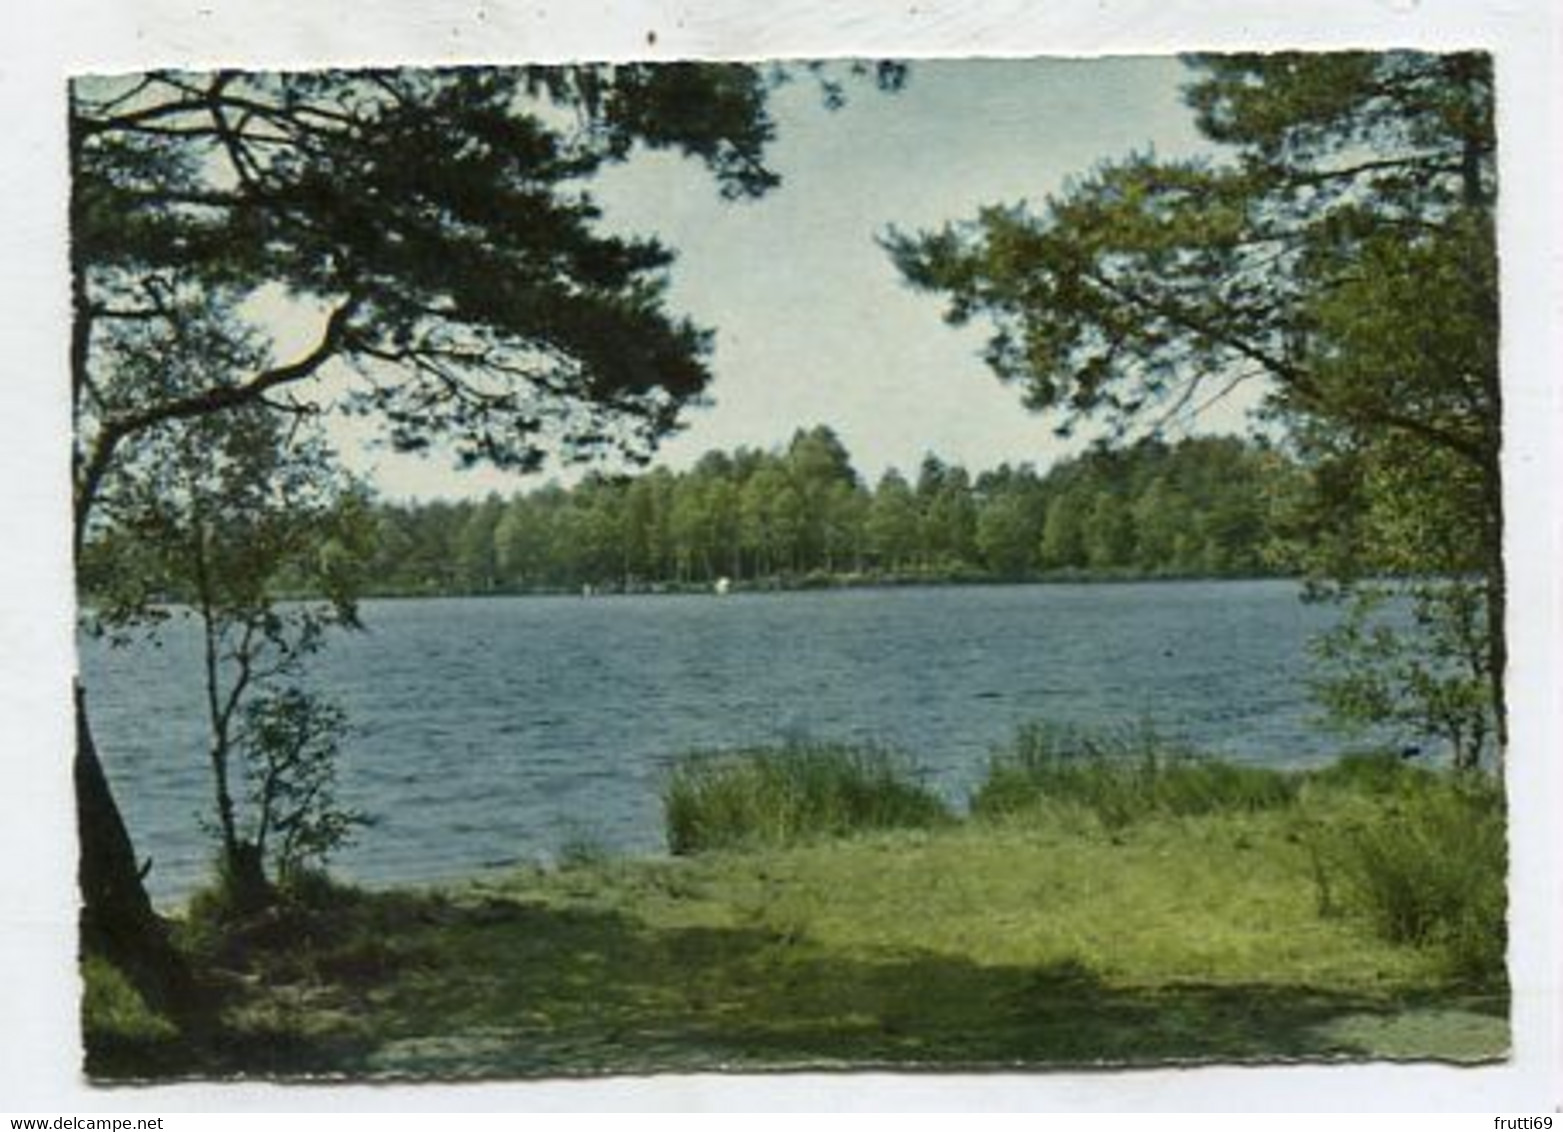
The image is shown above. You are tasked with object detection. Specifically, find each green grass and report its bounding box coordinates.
[972,721,1299,829]
[662,740,953,854]
[972,728,1506,988]
[80,955,184,1077]
[1305,748,1437,796]
[83,730,1510,1080]
[1297,763,1507,986]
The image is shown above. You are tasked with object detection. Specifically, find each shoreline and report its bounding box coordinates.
[349,570,1301,602]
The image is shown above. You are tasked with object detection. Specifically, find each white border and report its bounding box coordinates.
[3,0,1558,1114]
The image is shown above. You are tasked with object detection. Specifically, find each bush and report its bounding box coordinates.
[179,861,366,968]
[81,954,183,1077]
[1304,749,1434,797]
[80,955,180,1044]
[663,741,952,854]
[972,721,1298,829]
[1325,772,1506,984]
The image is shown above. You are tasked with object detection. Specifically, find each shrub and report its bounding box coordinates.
[81,954,183,1077]
[81,955,180,1044]
[179,861,366,968]
[556,828,611,869]
[972,721,1298,829]
[1304,748,1435,797]
[663,741,951,854]
[1325,772,1506,985]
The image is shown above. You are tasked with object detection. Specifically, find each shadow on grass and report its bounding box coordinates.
[88,886,1509,1082]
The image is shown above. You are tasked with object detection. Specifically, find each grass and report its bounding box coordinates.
[971,721,1299,829]
[970,731,1506,989]
[1297,757,1507,985]
[79,956,183,1077]
[662,740,952,854]
[82,729,1510,1080]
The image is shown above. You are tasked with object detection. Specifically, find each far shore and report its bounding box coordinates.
[350,569,1300,602]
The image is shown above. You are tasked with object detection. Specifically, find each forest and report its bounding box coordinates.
[353,427,1305,595]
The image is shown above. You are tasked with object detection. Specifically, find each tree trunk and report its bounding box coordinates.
[223,841,272,915]
[75,683,194,1019]
[1486,538,1508,773]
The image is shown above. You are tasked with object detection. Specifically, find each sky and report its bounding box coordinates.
[347,56,1241,501]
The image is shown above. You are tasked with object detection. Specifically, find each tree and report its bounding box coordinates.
[920,465,978,569]
[617,474,662,585]
[453,495,505,592]
[670,474,715,582]
[769,482,808,575]
[495,489,558,589]
[366,507,416,591]
[866,469,921,572]
[81,405,371,913]
[1131,477,1188,573]
[1084,491,1136,571]
[1038,484,1090,571]
[786,425,859,570]
[885,51,1500,767]
[73,66,785,535]
[739,461,783,578]
[344,430,1301,592]
[556,476,625,587]
[975,492,1038,577]
[71,62,897,1005]
[822,481,870,574]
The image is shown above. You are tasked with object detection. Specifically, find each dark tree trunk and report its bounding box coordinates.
[222,841,273,916]
[1486,521,1508,771]
[75,683,194,1019]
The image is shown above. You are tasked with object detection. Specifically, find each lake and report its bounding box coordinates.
[80,579,1350,904]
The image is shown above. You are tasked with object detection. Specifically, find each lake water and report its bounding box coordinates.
[80,580,1349,904]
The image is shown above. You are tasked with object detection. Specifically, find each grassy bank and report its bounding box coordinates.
[84,734,1508,1080]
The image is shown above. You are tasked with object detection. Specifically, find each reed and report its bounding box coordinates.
[663,740,952,854]
[971,721,1299,829]
[1315,770,1506,984]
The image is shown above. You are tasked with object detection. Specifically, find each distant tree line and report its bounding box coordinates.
[355,426,1306,594]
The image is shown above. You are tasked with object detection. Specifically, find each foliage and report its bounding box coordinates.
[73,67,744,507]
[1310,580,1496,768]
[79,953,189,1079]
[71,64,906,530]
[84,406,371,909]
[332,429,1301,595]
[179,864,370,958]
[972,721,1299,829]
[662,741,952,854]
[80,954,180,1045]
[1302,770,1506,985]
[882,51,1502,764]
[1302,748,1431,797]
[235,689,364,887]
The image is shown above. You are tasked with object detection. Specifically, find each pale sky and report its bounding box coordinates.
[348,56,1244,500]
